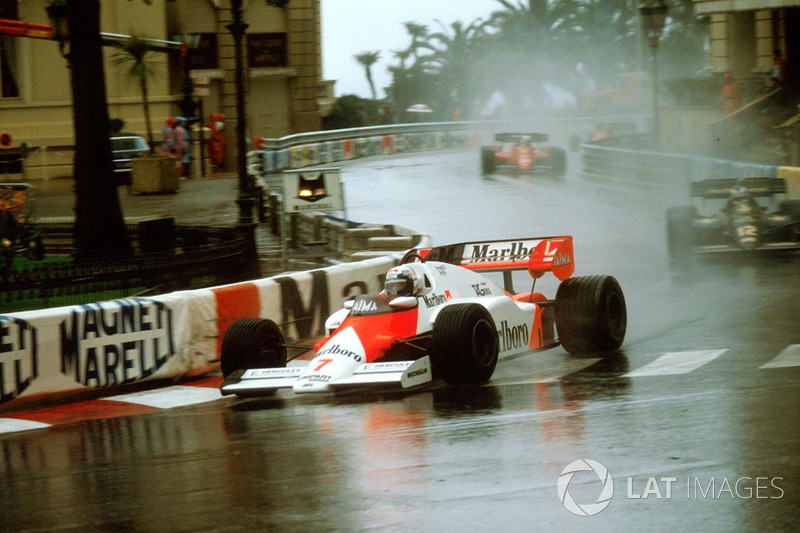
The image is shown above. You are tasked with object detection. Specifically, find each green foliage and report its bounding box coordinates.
[0,187,41,282]
[354,51,381,100]
[381,0,708,119]
[323,95,383,130]
[111,35,159,152]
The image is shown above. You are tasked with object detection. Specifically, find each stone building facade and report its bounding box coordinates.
[0,0,330,179]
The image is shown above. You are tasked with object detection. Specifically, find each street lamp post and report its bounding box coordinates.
[228,0,259,278]
[639,0,667,148]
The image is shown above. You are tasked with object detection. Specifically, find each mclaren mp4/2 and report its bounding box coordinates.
[220,236,626,397]
[667,177,800,259]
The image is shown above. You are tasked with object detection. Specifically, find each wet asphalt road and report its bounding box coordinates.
[2,149,799,532]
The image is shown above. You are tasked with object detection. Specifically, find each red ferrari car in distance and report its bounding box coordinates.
[481,133,566,177]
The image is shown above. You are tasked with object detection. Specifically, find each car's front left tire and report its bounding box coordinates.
[220,318,286,378]
[430,303,499,384]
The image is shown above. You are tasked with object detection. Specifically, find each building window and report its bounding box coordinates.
[248,33,288,68]
[0,0,19,98]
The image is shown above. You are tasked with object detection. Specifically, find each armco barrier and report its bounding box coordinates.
[581,140,800,198]
[0,251,418,409]
[251,128,478,177]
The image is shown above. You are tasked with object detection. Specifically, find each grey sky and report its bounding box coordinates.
[321,0,500,98]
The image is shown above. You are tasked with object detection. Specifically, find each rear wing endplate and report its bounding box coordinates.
[407,235,575,281]
[691,177,786,199]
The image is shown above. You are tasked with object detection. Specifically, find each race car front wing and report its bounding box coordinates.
[220,356,433,396]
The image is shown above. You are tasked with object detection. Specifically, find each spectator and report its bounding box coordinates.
[174,117,192,177]
[206,113,226,172]
[161,117,177,156]
[770,48,787,86]
[718,72,743,118]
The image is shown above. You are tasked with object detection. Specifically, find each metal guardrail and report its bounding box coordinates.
[256,121,479,151]
[580,135,780,189]
[1,223,251,313]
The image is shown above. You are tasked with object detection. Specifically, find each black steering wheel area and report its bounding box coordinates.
[400,252,426,264]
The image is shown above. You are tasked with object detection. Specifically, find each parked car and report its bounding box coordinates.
[110,135,149,184]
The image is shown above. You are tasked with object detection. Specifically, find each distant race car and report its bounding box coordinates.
[666,177,800,259]
[220,236,626,397]
[480,133,566,177]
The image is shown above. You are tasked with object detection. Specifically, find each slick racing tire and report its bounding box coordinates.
[220,318,286,379]
[778,200,800,242]
[778,199,800,218]
[666,206,696,261]
[547,147,567,178]
[555,275,626,355]
[481,147,497,174]
[431,303,499,384]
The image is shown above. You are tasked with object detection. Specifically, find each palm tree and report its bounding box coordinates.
[354,51,381,100]
[401,22,430,62]
[424,18,493,119]
[111,35,159,153]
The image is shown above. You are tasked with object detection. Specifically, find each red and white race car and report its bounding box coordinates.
[220,236,626,397]
[481,133,567,177]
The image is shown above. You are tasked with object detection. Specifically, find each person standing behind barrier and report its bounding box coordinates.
[718,72,742,120]
[206,113,226,173]
[161,117,177,156]
[174,117,193,177]
[770,48,787,87]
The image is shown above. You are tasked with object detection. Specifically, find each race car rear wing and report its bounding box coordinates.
[495,133,549,144]
[407,236,575,281]
[690,177,786,199]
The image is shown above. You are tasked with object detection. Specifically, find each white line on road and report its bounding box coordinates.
[759,345,800,369]
[103,385,225,409]
[624,349,728,377]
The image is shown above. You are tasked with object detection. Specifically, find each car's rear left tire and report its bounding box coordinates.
[220,318,286,379]
[555,275,626,355]
[481,147,496,174]
[431,303,499,384]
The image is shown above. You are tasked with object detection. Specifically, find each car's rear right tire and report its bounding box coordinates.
[220,318,286,379]
[555,275,626,355]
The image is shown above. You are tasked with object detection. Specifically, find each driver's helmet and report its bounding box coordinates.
[385,266,420,297]
[521,135,532,145]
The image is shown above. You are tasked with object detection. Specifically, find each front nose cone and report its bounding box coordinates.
[293,378,331,394]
